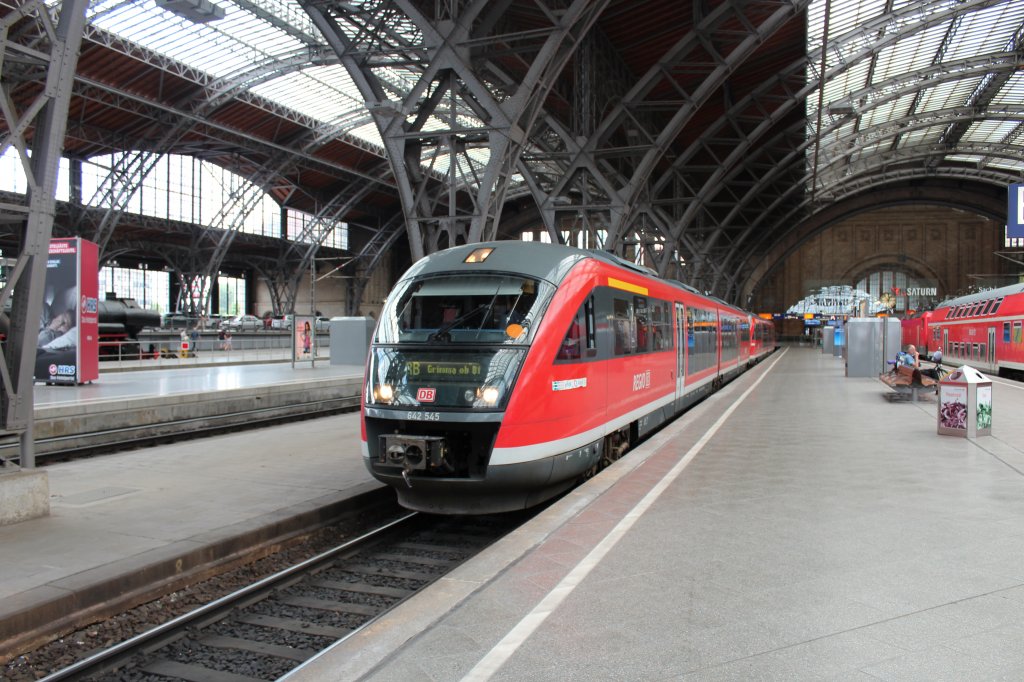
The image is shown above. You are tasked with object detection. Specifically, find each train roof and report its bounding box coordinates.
[937,282,1024,308]
[404,241,752,314]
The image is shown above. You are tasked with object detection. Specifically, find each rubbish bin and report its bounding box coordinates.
[179,339,191,358]
[937,365,992,438]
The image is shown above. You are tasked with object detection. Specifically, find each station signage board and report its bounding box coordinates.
[1009,183,1024,239]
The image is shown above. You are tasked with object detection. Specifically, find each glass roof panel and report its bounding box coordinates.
[942,1,1023,61]
[991,71,1024,106]
[807,0,1024,193]
[962,119,1021,145]
[59,0,1024,201]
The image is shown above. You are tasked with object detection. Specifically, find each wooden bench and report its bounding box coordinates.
[878,364,938,402]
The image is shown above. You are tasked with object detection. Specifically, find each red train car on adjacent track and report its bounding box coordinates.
[921,283,1024,378]
[360,241,775,514]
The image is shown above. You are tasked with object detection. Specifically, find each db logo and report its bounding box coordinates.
[416,388,436,403]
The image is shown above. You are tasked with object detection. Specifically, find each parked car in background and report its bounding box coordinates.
[315,316,332,333]
[161,312,196,329]
[270,314,293,331]
[219,314,262,332]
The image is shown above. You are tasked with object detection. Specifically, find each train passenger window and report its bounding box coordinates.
[1005,322,1012,343]
[1014,321,1023,344]
[993,297,1005,314]
[650,301,671,350]
[634,296,650,353]
[612,297,634,356]
[556,297,596,362]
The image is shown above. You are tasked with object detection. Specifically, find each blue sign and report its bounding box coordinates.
[1009,184,1024,238]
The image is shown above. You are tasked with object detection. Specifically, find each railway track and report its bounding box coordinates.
[38,511,526,682]
[0,395,360,465]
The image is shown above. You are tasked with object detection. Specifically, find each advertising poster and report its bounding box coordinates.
[292,314,314,366]
[34,238,99,384]
[937,383,968,434]
[976,384,992,433]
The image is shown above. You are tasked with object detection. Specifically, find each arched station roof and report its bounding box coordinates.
[2,0,1022,302]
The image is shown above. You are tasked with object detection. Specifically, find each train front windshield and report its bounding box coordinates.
[367,274,553,410]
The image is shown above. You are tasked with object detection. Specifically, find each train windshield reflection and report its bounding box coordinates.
[375,274,552,345]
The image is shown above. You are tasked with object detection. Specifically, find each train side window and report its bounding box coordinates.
[650,300,671,350]
[556,297,596,362]
[634,296,650,353]
[993,297,1005,314]
[1004,322,1011,343]
[1014,321,1023,344]
[611,297,634,356]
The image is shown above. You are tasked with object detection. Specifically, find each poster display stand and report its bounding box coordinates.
[34,238,99,384]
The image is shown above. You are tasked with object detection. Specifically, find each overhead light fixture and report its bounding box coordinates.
[827,102,857,116]
[156,0,225,23]
[464,247,493,263]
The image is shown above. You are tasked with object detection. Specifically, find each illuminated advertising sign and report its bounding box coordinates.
[293,315,314,365]
[35,238,99,384]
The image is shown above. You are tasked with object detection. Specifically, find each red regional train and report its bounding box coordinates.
[361,241,775,514]
[903,282,1024,378]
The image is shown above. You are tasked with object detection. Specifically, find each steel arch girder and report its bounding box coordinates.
[303,0,608,260]
[676,46,1022,296]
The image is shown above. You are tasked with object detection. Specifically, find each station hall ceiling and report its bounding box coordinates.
[2,0,1022,304]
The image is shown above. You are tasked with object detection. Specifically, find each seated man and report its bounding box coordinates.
[901,344,920,368]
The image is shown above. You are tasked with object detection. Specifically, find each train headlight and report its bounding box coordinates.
[480,386,500,405]
[376,383,394,403]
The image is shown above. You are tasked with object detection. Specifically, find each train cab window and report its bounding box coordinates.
[556,297,596,362]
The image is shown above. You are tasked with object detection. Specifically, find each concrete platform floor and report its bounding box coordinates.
[288,346,1024,682]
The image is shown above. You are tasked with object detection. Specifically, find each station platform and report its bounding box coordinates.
[5,346,1024,679]
[5,355,365,462]
[287,347,1024,681]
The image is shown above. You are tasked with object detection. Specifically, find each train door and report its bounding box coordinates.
[675,302,686,398]
[988,327,996,368]
[943,328,949,359]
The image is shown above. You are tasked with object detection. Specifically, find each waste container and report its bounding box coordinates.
[937,365,992,438]
[179,339,191,358]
